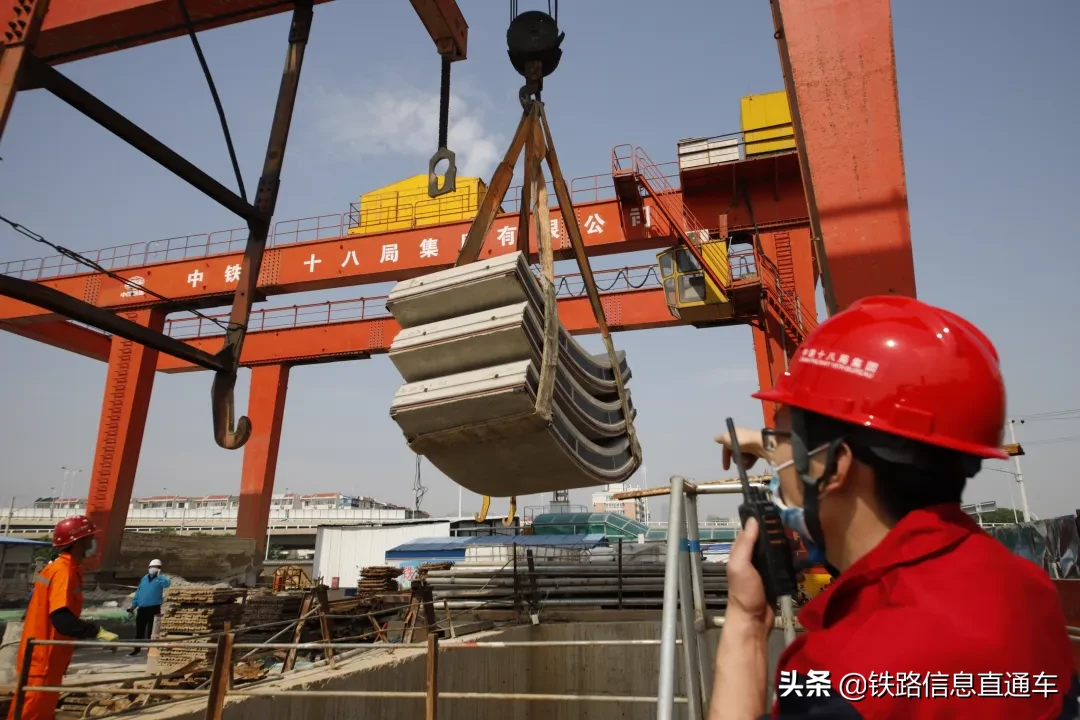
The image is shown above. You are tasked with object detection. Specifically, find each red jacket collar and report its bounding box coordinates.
[798,503,980,630]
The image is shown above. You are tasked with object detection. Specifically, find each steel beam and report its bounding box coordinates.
[772,0,916,311]
[0,0,49,137]
[84,308,165,573]
[155,286,679,372]
[2,0,331,65]
[0,318,110,360]
[23,55,261,223]
[0,197,667,324]
[409,0,467,60]
[6,0,468,66]
[235,364,290,558]
[0,273,226,371]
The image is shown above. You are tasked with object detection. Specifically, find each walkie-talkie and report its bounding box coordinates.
[727,417,799,607]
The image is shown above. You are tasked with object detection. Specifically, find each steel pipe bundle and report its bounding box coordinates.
[426,559,728,610]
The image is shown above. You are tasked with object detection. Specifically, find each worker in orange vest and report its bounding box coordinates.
[10,516,118,720]
[709,296,1076,718]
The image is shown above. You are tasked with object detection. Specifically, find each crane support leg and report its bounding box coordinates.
[84,309,165,572]
[752,314,789,429]
[236,364,290,558]
[752,228,817,427]
[772,0,916,312]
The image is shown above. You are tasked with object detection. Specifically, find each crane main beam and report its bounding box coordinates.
[1,0,468,66]
[0,197,667,324]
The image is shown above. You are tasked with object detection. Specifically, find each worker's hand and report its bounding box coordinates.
[126,606,134,615]
[715,426,769,471]
[96,627,119,643]
[725,518,774,630]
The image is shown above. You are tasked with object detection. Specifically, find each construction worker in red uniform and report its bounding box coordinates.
[708,296,1078,719]
[10,516,118,720]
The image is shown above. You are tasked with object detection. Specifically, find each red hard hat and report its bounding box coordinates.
[53,515,99,547]
[754,295,1008,460]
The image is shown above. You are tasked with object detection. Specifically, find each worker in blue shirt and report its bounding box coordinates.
[127,559,171,656]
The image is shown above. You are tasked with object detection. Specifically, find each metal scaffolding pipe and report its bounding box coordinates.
[24,686,688,704]
[685,490,714,703]
[425,577,729,588]
[657,474,686,720]
[678,508,705,719]
[442,598,728,609]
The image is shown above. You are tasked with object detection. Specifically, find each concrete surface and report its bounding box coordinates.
[386,252,534,329]
[391,297,630,400]
[390,300,635,416]
[391,362,637,496]
[385,250,641,497]
[132,621,788,720]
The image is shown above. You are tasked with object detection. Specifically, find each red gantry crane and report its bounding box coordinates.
[0,0,917,572]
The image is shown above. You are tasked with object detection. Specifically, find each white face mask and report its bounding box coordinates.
[84,539,97,559]
[148,567,159,577]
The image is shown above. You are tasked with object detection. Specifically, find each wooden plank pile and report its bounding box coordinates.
[240,590,305,642]
[357,566,403,597]
[55,660,270,716]
[157,586,245,670]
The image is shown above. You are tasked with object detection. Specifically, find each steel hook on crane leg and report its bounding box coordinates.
[474,495,492,523]
[211,370,252,449]
[502,497,517,527]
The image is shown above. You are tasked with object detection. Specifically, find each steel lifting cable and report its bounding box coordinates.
[177,0,248,204]
[0,213,234,332]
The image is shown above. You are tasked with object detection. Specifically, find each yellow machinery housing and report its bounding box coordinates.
[656,235,735,324]
[740,90,796,156]
[348,174,490,235]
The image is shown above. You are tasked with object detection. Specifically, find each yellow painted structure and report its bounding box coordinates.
[656,237,734,324]
[347,175,489,235]
[800,571,833,600]
[740,91,796,156]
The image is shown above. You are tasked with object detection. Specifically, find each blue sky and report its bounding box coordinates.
[0,0,1077,521]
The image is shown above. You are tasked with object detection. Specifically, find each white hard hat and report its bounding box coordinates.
[149,558,163,568]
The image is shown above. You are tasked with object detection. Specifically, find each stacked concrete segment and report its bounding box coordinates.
[385,251,641,497]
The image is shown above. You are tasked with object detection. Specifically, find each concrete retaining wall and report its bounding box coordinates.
[142,621,788,720]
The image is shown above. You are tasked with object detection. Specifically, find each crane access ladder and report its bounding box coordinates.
[612,145,816,352]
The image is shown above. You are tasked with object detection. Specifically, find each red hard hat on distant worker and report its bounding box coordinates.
[753,295,1008,460]
[52,515,98,547]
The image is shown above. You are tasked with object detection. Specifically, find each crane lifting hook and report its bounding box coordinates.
[507,10,564,108]
[211,367,252,449]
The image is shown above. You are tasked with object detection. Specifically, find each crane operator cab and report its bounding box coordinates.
[656,231,736,324]
[655,226,769,326]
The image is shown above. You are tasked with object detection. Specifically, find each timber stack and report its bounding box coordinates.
[241,590,306,643]
[157,586,245,670]
[358,566,404,597]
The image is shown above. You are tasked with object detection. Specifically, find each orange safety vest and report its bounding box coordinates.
[9,553,84,720]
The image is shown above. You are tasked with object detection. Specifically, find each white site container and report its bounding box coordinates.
[677,136,741,170]
[313,522,451,589]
